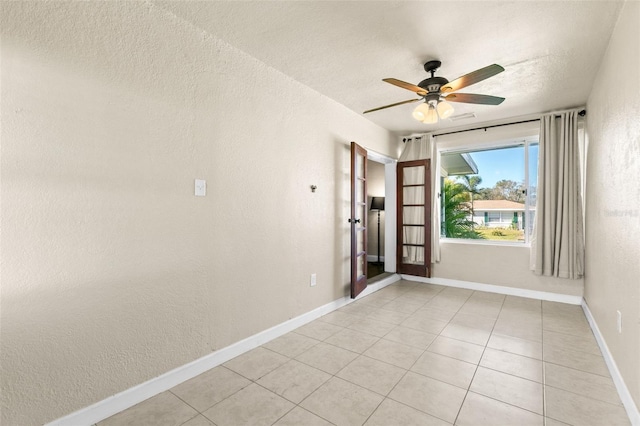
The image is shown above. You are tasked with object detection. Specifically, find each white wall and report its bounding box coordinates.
[434,243,583,296]
[584,0,640,410]
[0,2,397,424]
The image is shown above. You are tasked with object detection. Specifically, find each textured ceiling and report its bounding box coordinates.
[156,1,623,134]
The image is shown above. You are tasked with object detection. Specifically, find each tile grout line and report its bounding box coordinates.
[452,290,507,425]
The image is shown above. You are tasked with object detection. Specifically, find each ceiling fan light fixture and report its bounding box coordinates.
[412,102,430,121]
[436,100,454,119]
[422,104,438,124]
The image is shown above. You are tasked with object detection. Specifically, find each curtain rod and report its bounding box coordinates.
[431,109,586,139]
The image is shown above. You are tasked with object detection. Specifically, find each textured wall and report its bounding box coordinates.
[584,0,640,410]
[434,243,584,296]
[0,2,396,424]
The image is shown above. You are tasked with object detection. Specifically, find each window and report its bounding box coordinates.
[440,141,538,243]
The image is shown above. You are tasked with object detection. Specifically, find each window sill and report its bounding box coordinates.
[440,238,531,248]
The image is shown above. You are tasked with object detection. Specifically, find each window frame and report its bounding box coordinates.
[438,136,538,246]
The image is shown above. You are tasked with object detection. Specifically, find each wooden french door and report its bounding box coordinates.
[350,142,368,298]
[397,159,431,277]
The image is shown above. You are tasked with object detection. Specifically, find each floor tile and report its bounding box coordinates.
[542,301,585,317]
[98,391,198,426]
[543,329,600,355]
[480,347,543,382]
[440,322,491,346]
[415,306,458,322]
[366,308,411,325]
[487,333,542,360]
[544,418,571,426]
[356,293,395,308]
[222,347,288,380]
[363,338,424,369]
[376,286,410,298]
[262,332,320,358]
[545,386,630,426]
[295,320,343,340]
[458,300,503,319]
[181,415,214,426]
[295,341,358,374]
[170,366,251,412]
[543,316,593,337]
[257,359,331,403]
[202,383,294,426]
[388,371,466,424]
[319,310,361,327]
[441,287,474,298]
[273,406,333,426]
[325,327,380,353]
[364,398,451,426]
[348,317,397,337]
[450,312,496,332]
[543,344,609,376]
[470,366,543,414]
[499,308,542,325]
[383,326,437,349]
[502,295,541,313]
[427,336,484,364]
[428,295,470,311]
[493,318,542,342]
[337,355,406,395]
[300,377,384,425]
[469,291,505,302]
[382,298,425,314]
[411,351,477,389]
[456,391,543,426]
[401,314,449,334]
[338,301,377,317]
[544,362,621,405]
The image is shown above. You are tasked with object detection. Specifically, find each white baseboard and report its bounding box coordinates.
[400,275,583,305]
[581,301,640,426]
[46,274,401,426]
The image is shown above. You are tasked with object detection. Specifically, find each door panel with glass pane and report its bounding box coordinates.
[397,160,431,277]
[350,142,368,298]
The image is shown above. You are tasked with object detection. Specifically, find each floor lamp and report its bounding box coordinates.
[370,197,385,265]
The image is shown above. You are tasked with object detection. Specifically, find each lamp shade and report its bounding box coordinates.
[412,103,430,121]
[370,196,385,211]
[437,100,454,119]
[423,104,438,124]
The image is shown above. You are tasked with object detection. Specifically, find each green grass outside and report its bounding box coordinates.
[476,227,524,241]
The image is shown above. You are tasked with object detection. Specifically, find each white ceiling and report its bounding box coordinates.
[157,1,623,134]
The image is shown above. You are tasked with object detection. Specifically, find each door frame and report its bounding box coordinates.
[365,150,397,275]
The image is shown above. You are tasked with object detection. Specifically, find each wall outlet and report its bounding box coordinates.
[310,273,317,287]
[616,310,622,333]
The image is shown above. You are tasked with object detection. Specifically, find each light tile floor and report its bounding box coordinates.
[98,281,631,426]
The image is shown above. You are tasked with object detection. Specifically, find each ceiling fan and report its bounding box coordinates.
[364,60,505,124]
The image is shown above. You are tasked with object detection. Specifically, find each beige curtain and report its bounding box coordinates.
[530,111,584,278]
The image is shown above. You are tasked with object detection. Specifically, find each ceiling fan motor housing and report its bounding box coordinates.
[418,76,449,94]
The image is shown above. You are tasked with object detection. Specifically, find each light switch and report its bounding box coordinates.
[195,179,206,196]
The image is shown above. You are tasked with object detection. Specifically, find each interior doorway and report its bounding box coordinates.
[366,159,386,279]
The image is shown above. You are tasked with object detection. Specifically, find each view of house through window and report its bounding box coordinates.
[440,142,538,243]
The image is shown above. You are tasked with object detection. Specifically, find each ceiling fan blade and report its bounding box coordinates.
[383,78,427,95]
[440,64,504,94]
[363,98,421,114]
[444,93,505,105]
